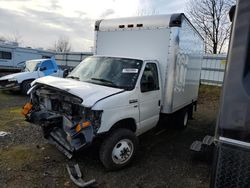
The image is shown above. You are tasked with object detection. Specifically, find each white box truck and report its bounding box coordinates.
[23,13,203,170]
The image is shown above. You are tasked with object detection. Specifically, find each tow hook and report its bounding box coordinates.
[66,163,97,187]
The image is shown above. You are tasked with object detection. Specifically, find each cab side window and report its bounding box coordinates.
[140,63,159,92]
[41,60,54,70]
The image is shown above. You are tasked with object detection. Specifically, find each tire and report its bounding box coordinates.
[176,108,189,129]
[21,80,32,95]
[99,128,138,171]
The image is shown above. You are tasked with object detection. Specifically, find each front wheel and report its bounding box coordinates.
[21,80,32,95]
[99,128,138,171]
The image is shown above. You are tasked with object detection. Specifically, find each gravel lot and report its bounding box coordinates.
[0,85,221,188]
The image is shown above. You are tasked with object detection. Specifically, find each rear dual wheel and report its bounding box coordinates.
[176,108,189,128]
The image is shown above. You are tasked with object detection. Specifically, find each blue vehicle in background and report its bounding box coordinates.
[0,58,67,94]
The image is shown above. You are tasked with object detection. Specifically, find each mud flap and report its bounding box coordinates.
[190,135,214,152]
[66,163,97,187]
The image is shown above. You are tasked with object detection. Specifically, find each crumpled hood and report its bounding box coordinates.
[31,76,124,107]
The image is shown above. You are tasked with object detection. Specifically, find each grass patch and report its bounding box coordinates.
[198,84,222,102]
[0,106,27,130]
[0,91,10,101]
[0,145,42,169]
[9,107,23,114]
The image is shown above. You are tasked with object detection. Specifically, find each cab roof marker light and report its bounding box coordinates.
[119,25,125,28]
[136,24,143,27]
[127,24,134,28]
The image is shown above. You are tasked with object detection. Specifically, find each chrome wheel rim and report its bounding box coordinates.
[112,139,134,164]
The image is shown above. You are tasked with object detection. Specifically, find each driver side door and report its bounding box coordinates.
[138,62,161,134]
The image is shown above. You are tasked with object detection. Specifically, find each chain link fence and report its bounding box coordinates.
[55,52,92,70]
[201,54,227,86]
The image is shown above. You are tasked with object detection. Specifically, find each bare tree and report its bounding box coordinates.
[8,30,22,45]
[0,36,6,42]
[0,30,22,46]
[137,9,159,16]
[53,36,71,52]
[186,0,236,54]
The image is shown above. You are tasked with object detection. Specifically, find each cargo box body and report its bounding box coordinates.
[94,14,203,114]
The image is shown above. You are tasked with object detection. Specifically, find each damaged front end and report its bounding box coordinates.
[0,79,20,90]
[23,84,102,159]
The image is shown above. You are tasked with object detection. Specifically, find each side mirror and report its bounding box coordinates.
[40,67,47,71]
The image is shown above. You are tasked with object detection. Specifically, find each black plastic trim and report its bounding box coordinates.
[94,19,103,31]
[169,13,184,27]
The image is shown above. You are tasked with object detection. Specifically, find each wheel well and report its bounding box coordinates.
[188,101,197,119]
[110,118,137,132]
[21,79,35,85]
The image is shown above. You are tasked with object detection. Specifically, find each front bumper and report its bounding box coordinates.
[28,111,95,159]
[0,80,20,91]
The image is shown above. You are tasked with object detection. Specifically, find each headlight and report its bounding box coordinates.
[91,110,103,132]
[82,108,103,132]
[74,107,103,134]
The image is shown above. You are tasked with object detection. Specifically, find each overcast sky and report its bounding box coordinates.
[0,0,187,52]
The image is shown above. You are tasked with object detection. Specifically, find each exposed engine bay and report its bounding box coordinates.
[24,84,102,158]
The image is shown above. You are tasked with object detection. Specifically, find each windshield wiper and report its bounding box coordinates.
[67,76,79,80]
[91,77,114,84]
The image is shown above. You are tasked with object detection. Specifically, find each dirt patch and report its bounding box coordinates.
[0,145,41,169]
[0,85,221,188]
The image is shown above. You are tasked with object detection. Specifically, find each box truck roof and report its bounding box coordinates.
[95,13,203,40]
[95,14,184,31]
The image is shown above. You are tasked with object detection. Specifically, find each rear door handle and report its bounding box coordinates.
[158,100,161,106]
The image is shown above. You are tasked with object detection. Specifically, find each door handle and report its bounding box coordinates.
[129,99,138,104]
[158,100,161,106]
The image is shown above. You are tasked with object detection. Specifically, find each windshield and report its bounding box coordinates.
[24,60,41,72]
[67,56,143,90]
